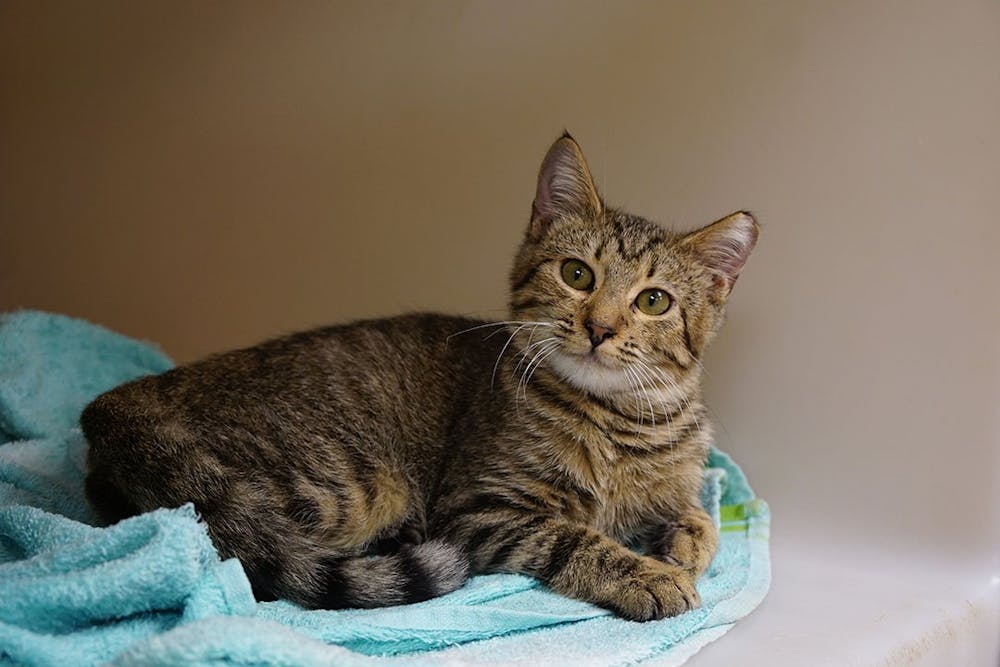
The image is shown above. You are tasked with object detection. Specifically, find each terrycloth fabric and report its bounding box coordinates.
[0,310,770,666]
[0,312,172,441]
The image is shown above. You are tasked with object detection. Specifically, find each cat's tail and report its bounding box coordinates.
[312,540,470,609]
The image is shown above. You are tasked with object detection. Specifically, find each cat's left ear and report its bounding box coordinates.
[529,132,603,239]
[680,211,759,298]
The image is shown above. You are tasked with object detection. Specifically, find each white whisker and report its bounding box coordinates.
[629,362,661,428]
[686,353,710,378]
[446,320,554,342]
[524,344,562,407]
[519,340,561,406]
[491,324,533,390]
[515,335,560,371]
[633,365,656,430]
[515,338,558,403]
[639,365,675,422]
[512,326,547,373]
[622,366,644,436]
[644,362,703,436]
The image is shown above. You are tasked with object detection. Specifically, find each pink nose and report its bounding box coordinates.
[585,320,616,348]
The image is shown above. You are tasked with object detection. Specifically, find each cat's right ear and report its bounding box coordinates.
[529,132,603,240]
[680,211,759,299]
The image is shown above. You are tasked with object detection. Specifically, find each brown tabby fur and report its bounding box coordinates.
[82,133,758,621]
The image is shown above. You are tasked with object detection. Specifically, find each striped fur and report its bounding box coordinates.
[82,134,756,620]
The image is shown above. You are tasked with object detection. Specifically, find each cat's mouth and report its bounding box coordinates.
[579,348,617,368]
[547,347,634,395]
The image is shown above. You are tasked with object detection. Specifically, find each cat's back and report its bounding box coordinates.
[81,313,503,454]
[176,312,493,390]
[81,312,503,523]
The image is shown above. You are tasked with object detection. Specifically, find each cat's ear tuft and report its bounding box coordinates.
[681,211,759,297]
[529,133,603,238]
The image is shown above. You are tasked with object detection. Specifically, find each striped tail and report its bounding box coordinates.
[313,541,470,609]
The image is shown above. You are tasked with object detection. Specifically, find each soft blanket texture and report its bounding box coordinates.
[0,310,770,666]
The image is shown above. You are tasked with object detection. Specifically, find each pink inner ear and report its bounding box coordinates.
[685,212,759,287]
[532,137,601,223]
[714,234,755,279]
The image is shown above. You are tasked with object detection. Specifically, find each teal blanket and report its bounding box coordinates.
[0,311,770,666]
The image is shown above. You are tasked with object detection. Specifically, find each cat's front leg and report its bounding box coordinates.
[648,506,718,579]
[444,512,699,621]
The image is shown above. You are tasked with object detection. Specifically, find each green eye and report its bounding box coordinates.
[635,288,672,315]
[561,259,595,290]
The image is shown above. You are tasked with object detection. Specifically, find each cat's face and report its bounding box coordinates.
[508,134,757,398]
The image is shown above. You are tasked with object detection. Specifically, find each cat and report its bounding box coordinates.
[81,132,758,621]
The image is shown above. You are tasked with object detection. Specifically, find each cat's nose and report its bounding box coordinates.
[585,320,616,348]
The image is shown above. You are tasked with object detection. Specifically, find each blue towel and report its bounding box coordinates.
[0,310,770,666]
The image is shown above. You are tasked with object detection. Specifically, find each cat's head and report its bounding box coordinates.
[508,132,758,398]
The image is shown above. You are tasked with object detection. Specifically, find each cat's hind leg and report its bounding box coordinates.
[220,470,470,608]
[211,501,469,608]
[83,464,142,525]
[81,392,155,524]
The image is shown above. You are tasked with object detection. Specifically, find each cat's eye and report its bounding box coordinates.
[561,259,595,291]
[635,288,672,315]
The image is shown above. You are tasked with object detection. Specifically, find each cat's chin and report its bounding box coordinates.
[547,350,634,397]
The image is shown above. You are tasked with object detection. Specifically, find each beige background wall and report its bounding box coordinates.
[2,2,998,566]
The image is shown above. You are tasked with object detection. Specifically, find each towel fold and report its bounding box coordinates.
[0,310,770,666]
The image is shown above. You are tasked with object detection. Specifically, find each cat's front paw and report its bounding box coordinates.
[607,561,700,622]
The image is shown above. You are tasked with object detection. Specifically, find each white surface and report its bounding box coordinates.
[685,534,1000,666]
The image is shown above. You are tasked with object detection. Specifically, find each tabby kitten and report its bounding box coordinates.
[82,133,757,621]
